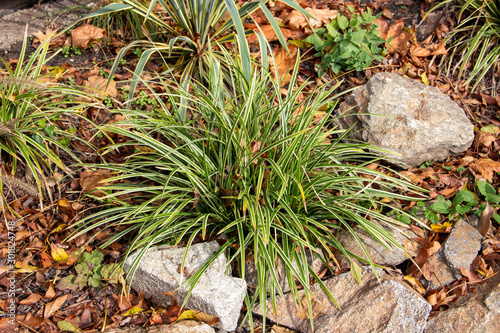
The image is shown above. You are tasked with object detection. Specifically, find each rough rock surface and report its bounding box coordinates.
[425,273,500,333]
[253,267,431,333]
[103,320,216,333]
[0,0,95,55]
[425,249,456,289]
[443,219,483,279]
[335,72,474,167]
[124,241,246,332]
[245,248,325,294]
[337,223,416,267]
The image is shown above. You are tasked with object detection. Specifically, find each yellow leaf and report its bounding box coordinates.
[51,244,69,263]
[15,262,39,273]
[176,310,200,322]
[350,261,362,285]
[122,306,143,316]
[403,276,426,295]
[421,72,429,85]
[430,222,452,233]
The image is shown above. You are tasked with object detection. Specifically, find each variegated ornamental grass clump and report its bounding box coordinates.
[0,28,92,201]
[69,48,425,329]
[430,0,500,91]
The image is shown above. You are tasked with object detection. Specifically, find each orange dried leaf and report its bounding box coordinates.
[44,294,68,318]
[71,24,106,49]
[285,8,338,30]
[270,45,298,86]
[82,75,118,98]
[33,29,57,44]
[19,294,42,305]
[472,159,500,182]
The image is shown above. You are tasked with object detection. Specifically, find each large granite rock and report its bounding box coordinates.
[103,320,216,333]
[425,273,500,333]
[336,223,416,267]
[335,72,474,167]
[253,267,431,333]
[443,219,483,280]
[124,241,246,332]
[0,0,95,55]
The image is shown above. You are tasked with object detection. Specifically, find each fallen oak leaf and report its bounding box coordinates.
[285,8,338,30]
[32,29,57,44]
[71,24,106,49]
[471,159,500,182]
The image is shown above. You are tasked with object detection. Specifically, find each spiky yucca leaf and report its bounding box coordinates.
[83,0,313,119]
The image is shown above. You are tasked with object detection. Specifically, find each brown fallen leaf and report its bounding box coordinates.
[44,294,68,319]
[471,159,500,182]
[382,19,413,54]
[285,8,338,30]
[270,45,298,86]
[19,293,42,305]
[295,294,325,320]
[33,29,57,44]
[477,202,493,237]
[82,75,118,99]
[247,25,306,43]
[79,169,111,192]
[71,24,106,49]
[403,276,426,295]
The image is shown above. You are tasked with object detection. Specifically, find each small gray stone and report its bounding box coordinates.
[337,223,416,267]
[334,72,474,167]
[426,249,456,289]
[124,241,246,332]
[443,219,483,280]
[254,267,431,333]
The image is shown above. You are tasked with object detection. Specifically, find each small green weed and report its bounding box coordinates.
[57,250,123,291]
[60,46,82,58]
[395,179,500,225]
[132,90,157,109]
[304,7,387,76]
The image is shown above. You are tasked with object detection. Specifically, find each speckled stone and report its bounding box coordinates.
[253,267,431,333]
[443,219,483,279]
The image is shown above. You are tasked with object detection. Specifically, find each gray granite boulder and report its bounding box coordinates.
[124,241,246,332]
[425,274,500,333]
[336,223,417,267]
[253,267,431,333]
[335,72,474,167]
